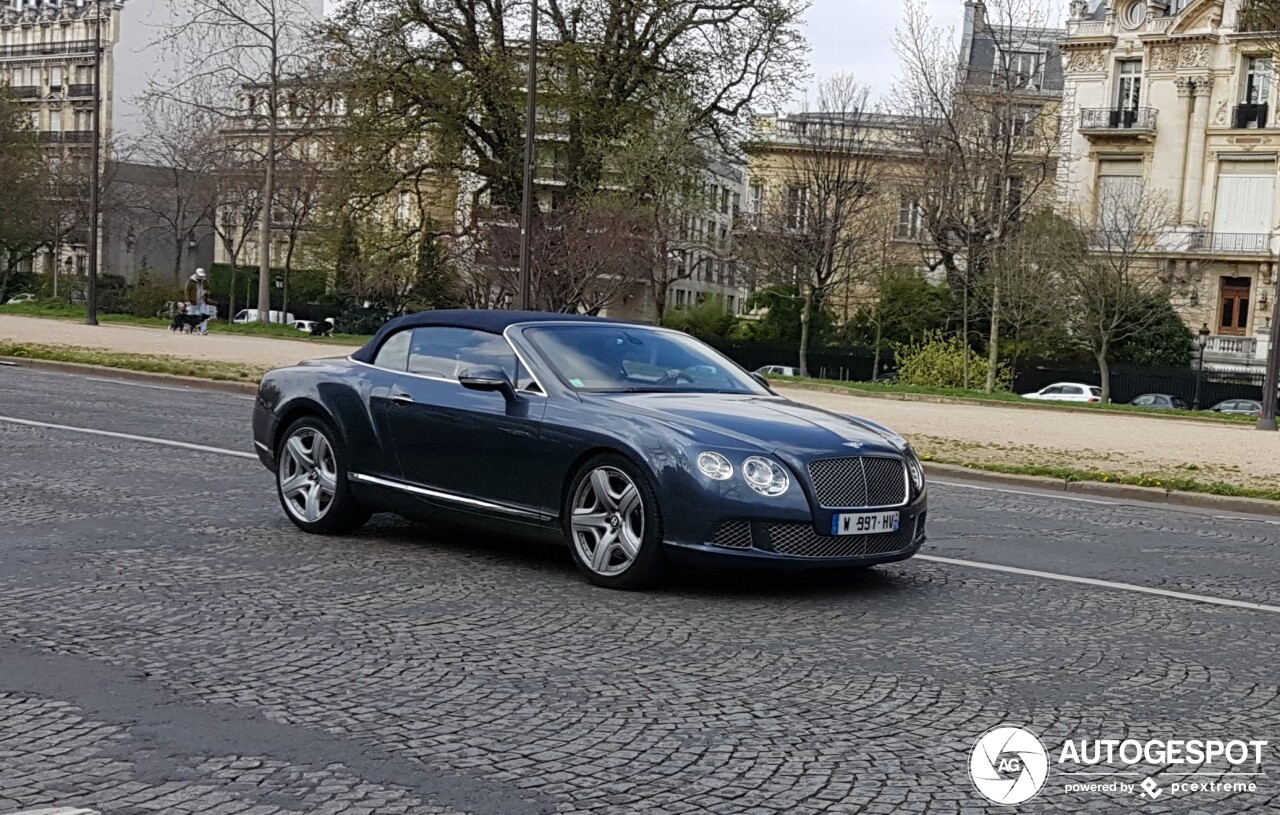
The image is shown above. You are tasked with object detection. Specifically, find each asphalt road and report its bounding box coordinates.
[2,364,1279,814]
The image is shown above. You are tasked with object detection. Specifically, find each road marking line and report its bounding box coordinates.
[0,415,257,459]
[931,479,1117,505]
[918,554,1280,615]
[81,376,202,394]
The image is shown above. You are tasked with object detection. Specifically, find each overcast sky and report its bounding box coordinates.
[798,0,963,108]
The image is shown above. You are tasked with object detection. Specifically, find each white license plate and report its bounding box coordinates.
[831,511,900,536]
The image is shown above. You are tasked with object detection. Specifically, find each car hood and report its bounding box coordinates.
[587,392,907,458]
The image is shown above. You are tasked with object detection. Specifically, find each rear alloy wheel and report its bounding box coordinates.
[566,454,666,589]
[276,416,370,535]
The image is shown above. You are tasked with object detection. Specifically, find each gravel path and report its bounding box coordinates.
[0,314,354,370]
[4,313,1277,488]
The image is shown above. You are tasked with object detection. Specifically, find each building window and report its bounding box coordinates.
[397,190,412,224]
[1001,51,1044,91]
[720,188,730,214]
[786,185,809,231]
[1245,56,1273,104]
[896,200,924,240]
[1095,160,1144,238]
[1123,1,1147,29]
[748,183,763,214]
[1116,60,1143,110]
[1218,277,1252,336]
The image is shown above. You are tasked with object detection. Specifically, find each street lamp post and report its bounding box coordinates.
[84,0,104,326]
[1193,323,1210,411]
[516,0,539,311]
[1260,266,1280,430]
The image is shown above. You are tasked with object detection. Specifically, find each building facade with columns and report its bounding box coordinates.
[1059,0,1280,371]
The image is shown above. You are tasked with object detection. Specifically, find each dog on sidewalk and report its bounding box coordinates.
[169,304,206,334]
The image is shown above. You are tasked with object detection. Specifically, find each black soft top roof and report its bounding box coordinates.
[351,309,615,363]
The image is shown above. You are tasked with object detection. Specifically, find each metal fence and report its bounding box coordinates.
[1013,363,1266,406]
[707,341,1267,407]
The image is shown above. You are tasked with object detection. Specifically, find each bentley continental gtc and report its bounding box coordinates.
[252,310,928,589]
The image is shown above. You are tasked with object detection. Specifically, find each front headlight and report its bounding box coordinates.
[905,446,925,494]
[696,451,734,481]
[742,456,790,497]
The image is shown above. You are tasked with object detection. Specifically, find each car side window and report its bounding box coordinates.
[373,330,411,371]
[1063,386,1082,395]
[1133,395,1153,406]
[406,327,531,388]
[1042,386,1061,395]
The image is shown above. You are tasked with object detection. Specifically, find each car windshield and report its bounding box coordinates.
[523,324,765,394]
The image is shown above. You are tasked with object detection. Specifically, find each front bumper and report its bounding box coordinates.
[252,401,279,470]
[664,493,928,570]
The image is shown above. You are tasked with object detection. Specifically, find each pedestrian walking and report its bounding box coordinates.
[184,268,213,335]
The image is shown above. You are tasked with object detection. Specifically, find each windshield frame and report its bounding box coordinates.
[518,323,769,396]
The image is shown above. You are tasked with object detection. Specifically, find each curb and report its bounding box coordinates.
[776,382,1257,429]
[0,356,259,396]
[925,462,1280,518]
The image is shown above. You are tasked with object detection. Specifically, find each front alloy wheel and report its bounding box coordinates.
[566,455,665,589]
[275,416,370,535]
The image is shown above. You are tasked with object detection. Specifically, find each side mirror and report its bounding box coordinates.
[751,372,775,392]
[459,367,517,401]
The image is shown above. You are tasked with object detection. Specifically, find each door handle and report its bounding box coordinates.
[390,390,415,406]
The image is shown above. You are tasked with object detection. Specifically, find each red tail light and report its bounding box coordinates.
[1088,397,1100,403]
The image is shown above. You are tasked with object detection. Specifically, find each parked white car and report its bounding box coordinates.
[5,292,35,305]
[287,320,318,333]
[233,309,294,325]
[1022,382,1102,403]
[754,365,801,378]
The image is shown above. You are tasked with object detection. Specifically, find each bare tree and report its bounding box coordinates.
[740,74,885,376]
[273,155,323,315]
[210,159,264,320]
[151,0,322,321]
[131,100,220,287]
[893,0,1061,388]
[611,100,738,321]
[1063,185,1177,403]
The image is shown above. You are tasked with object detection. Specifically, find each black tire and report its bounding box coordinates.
[275,415,371,535]
[563,453,667,590]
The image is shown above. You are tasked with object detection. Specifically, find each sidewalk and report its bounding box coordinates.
[3,313,1278,491]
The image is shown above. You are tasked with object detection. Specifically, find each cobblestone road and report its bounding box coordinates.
[2,366,1279,814]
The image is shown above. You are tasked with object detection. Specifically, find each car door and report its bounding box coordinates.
[1032,386,1060,400]
[384,327,551,517]
[1058,385,1084,402]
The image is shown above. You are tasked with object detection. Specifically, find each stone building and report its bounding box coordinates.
[1059,0,1280,371]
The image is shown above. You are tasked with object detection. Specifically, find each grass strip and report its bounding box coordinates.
[0,341,269,383]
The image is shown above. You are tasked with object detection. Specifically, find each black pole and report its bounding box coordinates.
[1259,270,1280,430]
[516,0,538,311]
[1193,344,1205,411]
[85,0,103,326]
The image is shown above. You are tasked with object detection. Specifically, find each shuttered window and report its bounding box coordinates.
[1213,159,1276,236]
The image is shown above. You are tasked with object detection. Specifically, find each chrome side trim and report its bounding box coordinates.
[348,472,545,520]
[254,440,271,454]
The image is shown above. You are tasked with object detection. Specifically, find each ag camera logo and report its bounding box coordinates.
[970,725,1050,805]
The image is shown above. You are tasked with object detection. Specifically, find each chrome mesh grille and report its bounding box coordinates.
[807,456,907,508]
[766,520,917,559]
[708,521,753,549]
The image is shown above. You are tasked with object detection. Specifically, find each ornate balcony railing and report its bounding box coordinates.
[1190,232,1272,253]
[1234,103,1269,129]
[63,131,94,144]
[67,84,95,98]
[1206,335,1260,357]
[8,85,39,99]
[1080,107,1158,132]
[0,40,96,58]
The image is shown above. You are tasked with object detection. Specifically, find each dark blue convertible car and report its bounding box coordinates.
[252,310,927,589]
